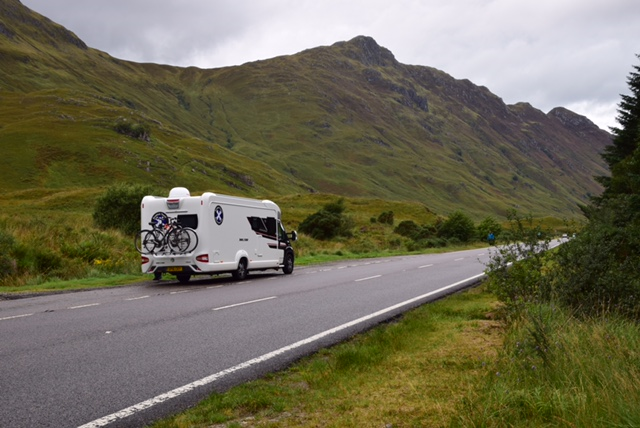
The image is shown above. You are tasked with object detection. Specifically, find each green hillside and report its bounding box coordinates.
[0,0,610,219]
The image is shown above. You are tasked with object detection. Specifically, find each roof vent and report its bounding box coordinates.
[169,187,190,198]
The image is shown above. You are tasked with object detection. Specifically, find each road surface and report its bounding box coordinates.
[1,248,494,427]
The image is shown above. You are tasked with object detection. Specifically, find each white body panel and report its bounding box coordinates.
[139,189,294,280]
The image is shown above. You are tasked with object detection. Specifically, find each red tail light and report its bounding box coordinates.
[141,256,149,264]
[196,254,209,263]
[166,199,180,209]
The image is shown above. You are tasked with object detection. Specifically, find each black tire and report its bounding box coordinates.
[282,251,294,274]
[182,227,199,253]
[135,230,158,254]
[232,258,248,280]
[176,274,191,284]
[166,228,190,253]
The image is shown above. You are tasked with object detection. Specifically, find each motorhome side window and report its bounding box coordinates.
[249,216,267,234]
[265,217,277,237]
[248,216,277,238]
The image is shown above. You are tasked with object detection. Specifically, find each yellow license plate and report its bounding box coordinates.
[167,267,183,272]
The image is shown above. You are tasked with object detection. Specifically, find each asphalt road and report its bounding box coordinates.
[0,248,494,427]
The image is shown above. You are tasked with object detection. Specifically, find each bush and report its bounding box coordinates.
[394,220,420,238]
[299,199,353,240]
[484,211,553,317]
[14,244,63,274]
[114,120,151,141]
[553,195,640,319]
[377,211,394,225]
[438,210,476,242]
[476,216,503,242]
[0,229,17,278]
[93,183,159,235]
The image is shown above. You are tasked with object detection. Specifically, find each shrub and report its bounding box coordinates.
[93,183,159,235]
[299,199,353,240]
[552,195,640,319]
[484,210,553,317]
[0,229,17,278]
[114,120,151,141]
[438,210,476,242]
[377,211,394,225]
[476,216,503,242]
[14,244,63,274]
[394,220,420,238]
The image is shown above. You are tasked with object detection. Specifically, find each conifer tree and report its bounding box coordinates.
[597,54,640,199]
[553,54,640,319]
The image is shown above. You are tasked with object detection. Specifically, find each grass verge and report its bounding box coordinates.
[150,286,502,427]
[150,288,640,427]
[0,274,146,296]
[456,304,640,427]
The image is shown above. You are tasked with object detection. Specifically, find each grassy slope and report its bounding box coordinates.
[1,1,610,222]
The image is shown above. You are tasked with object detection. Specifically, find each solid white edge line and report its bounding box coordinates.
[77,272,486,428]
[212,296,277,311]
[355,275,381,282]
[0,313,34,321]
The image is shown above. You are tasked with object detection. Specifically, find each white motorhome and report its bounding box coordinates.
[139,187,297,283]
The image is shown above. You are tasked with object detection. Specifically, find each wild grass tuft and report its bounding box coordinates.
[456,304,640,427]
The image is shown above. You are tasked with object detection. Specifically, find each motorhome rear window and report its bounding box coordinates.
[177,214,198,229]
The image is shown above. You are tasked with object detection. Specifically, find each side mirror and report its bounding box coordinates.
[290,231,298,242]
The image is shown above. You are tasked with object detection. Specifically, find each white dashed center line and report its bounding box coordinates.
[126,295,150,301]
[0,313,34,321]
[355,275,381,282]
[68,303,100,310]
[213,296,277,311]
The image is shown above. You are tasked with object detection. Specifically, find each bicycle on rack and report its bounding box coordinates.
[135,212,199,255]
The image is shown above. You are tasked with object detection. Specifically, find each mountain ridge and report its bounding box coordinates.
[0,0,610,219]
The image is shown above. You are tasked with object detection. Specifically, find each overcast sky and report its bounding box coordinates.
[20,0,640,131]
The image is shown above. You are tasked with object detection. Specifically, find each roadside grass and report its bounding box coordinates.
[149,289,640,428]
[0,186,568,295]
[455,304,640,427]
[150,286,503,428]
[0,188,488,294]
[0,274,146,295]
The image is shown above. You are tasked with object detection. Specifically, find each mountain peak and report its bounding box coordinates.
[0,6,611,218]
[332,35,397,67]
[1,0,87,49]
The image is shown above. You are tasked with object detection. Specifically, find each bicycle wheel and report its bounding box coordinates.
[167,228,191,253]
[182,227,199,253]
[151,211,169,227]
[135,230,158,254]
